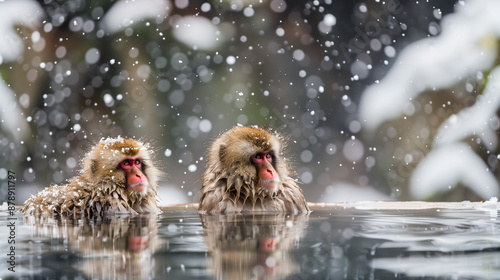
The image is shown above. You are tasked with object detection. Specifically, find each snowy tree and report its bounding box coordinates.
[359,0,500,201]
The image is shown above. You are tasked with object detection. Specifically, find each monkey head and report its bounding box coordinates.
[210,126,288,195]
[200,126,309,213]
[81,137,159,198]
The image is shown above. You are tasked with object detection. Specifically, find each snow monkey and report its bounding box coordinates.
[199,126,310,213]
[23,137,161,216]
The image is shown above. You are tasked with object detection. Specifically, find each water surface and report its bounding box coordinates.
[1,202,499,279]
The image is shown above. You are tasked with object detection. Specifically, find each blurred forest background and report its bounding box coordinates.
[2,0,500,205]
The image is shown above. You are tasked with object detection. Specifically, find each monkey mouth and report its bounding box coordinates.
[129,182,144,188]
[259,178,279,189]
[128,182,148,192]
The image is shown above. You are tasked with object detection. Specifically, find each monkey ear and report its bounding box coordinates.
[91,160,98,174]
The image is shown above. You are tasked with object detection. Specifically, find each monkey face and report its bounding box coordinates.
[120,157,150,195]
[251,151,281,191]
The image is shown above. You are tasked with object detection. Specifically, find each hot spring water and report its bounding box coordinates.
[1,201,499,279]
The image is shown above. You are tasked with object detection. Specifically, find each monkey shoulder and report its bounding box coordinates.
[282,183,310,213]
[199,187,224,213]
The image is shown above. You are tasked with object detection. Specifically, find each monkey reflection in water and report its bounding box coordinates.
[23,137,162,217]
[201,213,309,280]
[23,215,161,279]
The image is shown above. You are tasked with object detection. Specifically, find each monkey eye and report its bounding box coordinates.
[252,153,272,163]
[120,160,132,170]
[120,158,141,170]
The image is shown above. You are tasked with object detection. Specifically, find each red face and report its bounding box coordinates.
[120,157,149,192]
[127,236,149,252]
[252,152,280,189]
[258,237,279,274]
[259,237,278,252]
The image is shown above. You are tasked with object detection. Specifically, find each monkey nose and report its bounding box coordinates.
[267,169,273,175]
